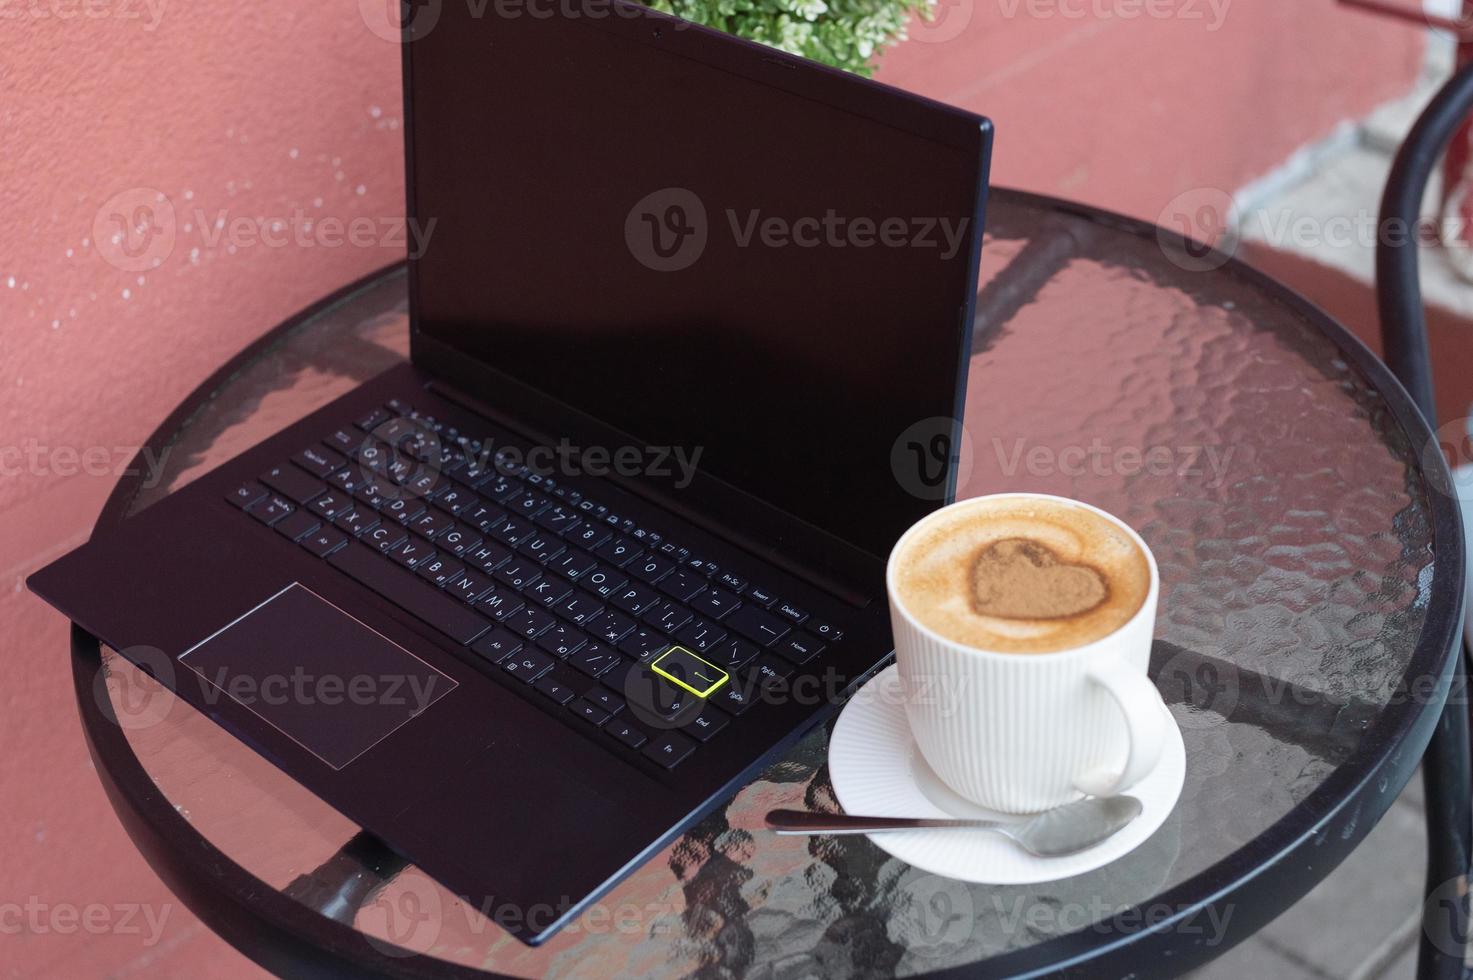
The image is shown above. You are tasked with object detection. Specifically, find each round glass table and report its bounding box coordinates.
[72,188,1466,978]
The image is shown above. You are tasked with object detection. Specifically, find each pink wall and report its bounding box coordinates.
[1,1,1421,976]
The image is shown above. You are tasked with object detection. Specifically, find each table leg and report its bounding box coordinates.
[1417,652,1471,980]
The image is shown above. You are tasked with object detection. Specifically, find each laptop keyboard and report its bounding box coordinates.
[224,399,845,771]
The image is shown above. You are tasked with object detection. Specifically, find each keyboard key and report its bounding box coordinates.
[629,555,675,584]
[273,509,320,542]
[388,537,434,569]
[300,525,348,557]
[716,570,748,592]
[619,628,672,665]
[579,566,627,599]
[690,587,741,620]
[594,537,642,567]
[489,516,536,546]
[556,593,603,626]
[437,525,481,557]
[774,600,809,625]
[586,683,626,714]
[261,463,326,505]
[605,718,648,750]
[502,647,556,683]
[777,632,825,664]
[328,467,371,496]
[364,523,407,553]
[246,493,295,526]
[431,483,475,515]
[509,492,552,517]
[493,560,541,591]
[356,406,392,432]
[676,619,727,654]
[294,445,346,478]
[479,473,522,502]
[517,533,565,564]
[610,583,661,616]
[683,703,730,742]
[411,509,456,541]
[642,732,696,769]
[568,642,620,678]
[534,507,581,535]
[746,653,795,688]
[551,550,597,581]
[475,587,524,622]
[461,501,506,534]
[622,669,701,724]
[650,646,729,697]
[334,509,379,537]
[466,541,512,574]
[328,544,490,645]
[470,628,522,663]
[642,600,692,634]
[504,606,557,640]
[536,622,586,658]
[712,678,757,716]
[447,569,495,604]
[416,555,464,588]
[727,605,790,647]
[745,584,778,608]
[657,570,706,602]
[308,491,354,521]
[533,673,579,705]
[707,636,761,672]
[226,483,267,509]
[810,620,844,643]
[567,522,612,550]
[325,428,361,454]
[353,478,392,510]
[527,577,572,607]
[567,698,610,726]
[380,497,426,526]
[591,610,638,643]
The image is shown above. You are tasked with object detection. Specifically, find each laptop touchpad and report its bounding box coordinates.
[178,583,456,770]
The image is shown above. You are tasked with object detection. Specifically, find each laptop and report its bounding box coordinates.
[29,1,991,946]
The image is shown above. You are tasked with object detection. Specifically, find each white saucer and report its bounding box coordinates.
[828,665,1185,885]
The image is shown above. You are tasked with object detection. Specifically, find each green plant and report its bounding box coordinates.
[646,0,933,77]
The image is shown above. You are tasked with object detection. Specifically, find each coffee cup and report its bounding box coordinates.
[886,492,1166,813]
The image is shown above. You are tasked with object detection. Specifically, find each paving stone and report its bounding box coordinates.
[1186,934,1322,980]
[1252,789,1426,979]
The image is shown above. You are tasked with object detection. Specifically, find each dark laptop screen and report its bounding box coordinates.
[406,5,988,559]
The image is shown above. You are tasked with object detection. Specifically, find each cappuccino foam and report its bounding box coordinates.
[892,497,1151,654]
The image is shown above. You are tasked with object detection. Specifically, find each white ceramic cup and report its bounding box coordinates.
[886,493,1166,814]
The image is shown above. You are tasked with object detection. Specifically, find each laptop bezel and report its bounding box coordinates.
[400,0,993,600]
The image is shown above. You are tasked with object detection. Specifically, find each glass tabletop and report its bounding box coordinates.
[91,188,1447,976]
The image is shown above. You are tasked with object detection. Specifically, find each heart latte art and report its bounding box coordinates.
[970,538,1108,620]
[892,498,1151,654]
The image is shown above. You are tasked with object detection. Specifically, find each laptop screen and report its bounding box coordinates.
[406,5,989,560]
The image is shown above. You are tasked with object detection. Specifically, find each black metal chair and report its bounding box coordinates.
[1376,58,1473,980]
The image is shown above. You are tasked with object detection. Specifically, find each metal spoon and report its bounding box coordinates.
[765,795,1143,857]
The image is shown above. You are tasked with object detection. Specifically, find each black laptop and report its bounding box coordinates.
[30,1,991,946]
